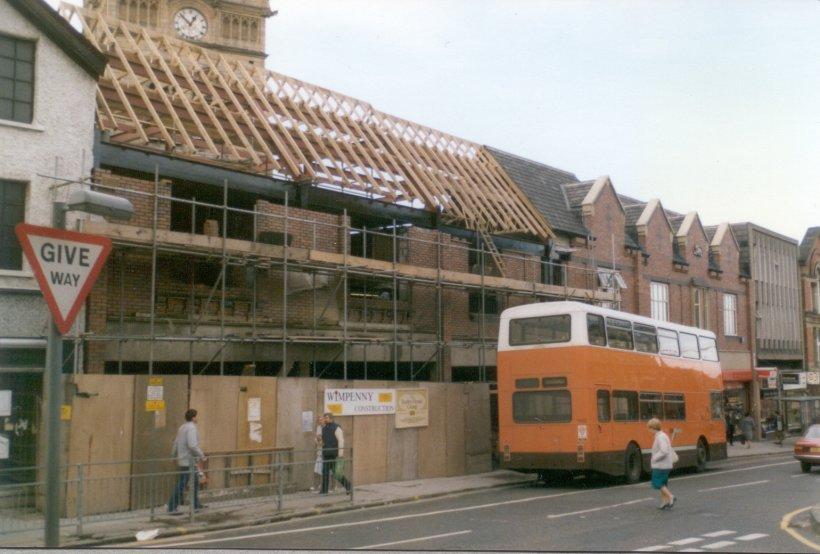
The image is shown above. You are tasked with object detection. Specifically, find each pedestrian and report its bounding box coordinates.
[311,414,324,491]
[648,418,677,510]
[774,410,784,446]
[320,412,351,494]
[725,413,735,446]
[739,412,755,449]
[168,408,206,514]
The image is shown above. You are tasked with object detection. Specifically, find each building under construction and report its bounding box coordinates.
[50,3,615,382]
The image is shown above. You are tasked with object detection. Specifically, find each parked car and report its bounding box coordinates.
[794,424,820,473]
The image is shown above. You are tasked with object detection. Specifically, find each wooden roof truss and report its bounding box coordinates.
[60,4,553,240]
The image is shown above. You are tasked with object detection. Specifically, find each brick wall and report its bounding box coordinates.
[93,168,171,229]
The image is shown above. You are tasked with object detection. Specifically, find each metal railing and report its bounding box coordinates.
[0,448,353,538]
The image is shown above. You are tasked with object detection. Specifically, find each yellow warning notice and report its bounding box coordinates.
[146,399,166,412]
[148,377,163,386]
[60,405,72,421]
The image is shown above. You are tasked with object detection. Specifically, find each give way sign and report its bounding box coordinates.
[15,223,112,335]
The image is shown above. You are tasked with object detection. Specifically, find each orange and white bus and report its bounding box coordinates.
[497,301,726,482]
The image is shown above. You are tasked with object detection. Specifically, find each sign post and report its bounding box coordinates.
[15,221,111,547]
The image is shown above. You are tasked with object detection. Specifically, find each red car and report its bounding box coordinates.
[794,424,820,473]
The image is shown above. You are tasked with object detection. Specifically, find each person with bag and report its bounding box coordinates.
[648,418,677,510]
[320,412,351,494]
[168,408,206,514]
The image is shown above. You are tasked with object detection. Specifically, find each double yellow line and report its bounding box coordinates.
[781,507,820,551]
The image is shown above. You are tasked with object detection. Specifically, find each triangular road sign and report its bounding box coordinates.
[15,223,112,335]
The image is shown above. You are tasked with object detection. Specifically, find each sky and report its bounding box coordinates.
[57,0,820,241]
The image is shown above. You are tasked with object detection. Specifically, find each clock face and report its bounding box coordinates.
[173,8,208,41]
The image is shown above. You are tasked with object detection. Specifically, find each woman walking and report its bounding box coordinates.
[648,418,677,510]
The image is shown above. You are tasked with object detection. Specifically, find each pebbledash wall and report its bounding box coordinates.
[57,374,491,516]
[0,1,99,350]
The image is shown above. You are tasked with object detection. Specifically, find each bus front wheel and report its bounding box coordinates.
[624,443,642,484]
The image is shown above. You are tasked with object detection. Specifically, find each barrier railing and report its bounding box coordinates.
[0,448,352,538]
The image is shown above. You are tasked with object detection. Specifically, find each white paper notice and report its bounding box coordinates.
[249,422,262,443]
[301,411,314,433]
[147,386,163,401]
[0,390,11,417]
[0,435,9,460]
[247,397,261,422]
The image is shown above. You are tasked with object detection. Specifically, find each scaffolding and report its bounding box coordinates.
[43,163,616,383]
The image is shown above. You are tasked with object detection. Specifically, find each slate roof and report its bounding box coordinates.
[7,0,106,78]
[668,214,686,233]
[703,225,717,242]
[799,226,820,263]
[485,147,589,237]
[623,203,647,227]
[562,181,595,209]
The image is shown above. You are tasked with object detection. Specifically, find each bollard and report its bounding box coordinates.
[349,449,354,502]
[276,452,284,511]
[188,458,196,523]
[76,464,84,536]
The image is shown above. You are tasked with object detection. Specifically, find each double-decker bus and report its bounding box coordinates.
[497,301,726,482]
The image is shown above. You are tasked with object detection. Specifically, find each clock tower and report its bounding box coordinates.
[85,0,275,66]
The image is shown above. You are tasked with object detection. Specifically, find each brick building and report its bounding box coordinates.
[797,227,820,425]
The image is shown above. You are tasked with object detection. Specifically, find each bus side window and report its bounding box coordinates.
[698,336,719,362]
[613,390,638,421]
[658,328,680,356]
[639,392,663,420]
[597,390,611,422]
[605,317,634,350]
[679,332,700,359]
[663,393,686,420]
[634,323,659,353]
[587,314,607,346]
[709,391,723,419]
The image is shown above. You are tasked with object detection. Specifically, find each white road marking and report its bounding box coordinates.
[668,537,705,545]
[679,549,705,553]
[547,497,652,519]
[702,540,736,549]
[702,530,736,538]
[353,529,471,550]
[735,533,768,541]
[697,479,769,492]
[634,546,667,552]
[147,460,795,548]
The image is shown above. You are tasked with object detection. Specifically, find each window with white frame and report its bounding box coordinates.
[692,288,707,329]
[650,282,669,321]
[723,293,737,336]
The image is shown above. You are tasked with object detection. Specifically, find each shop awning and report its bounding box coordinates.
[722,369,774,382]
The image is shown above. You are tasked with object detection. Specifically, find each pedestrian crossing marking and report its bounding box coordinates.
[702,530,735,538]
[735,533,768,541]
[668,537,704,545]
[702,540,736,549]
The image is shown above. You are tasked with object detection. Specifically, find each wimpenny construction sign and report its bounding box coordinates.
[324,389,396,416]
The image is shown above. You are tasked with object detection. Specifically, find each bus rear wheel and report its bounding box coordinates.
[695,438,708,472]
[624,443,642,484]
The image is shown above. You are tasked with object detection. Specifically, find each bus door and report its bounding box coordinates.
[595,386,613,453]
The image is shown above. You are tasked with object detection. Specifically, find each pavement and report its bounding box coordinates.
[0,436,813,548]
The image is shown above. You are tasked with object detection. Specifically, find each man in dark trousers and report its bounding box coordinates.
[320,413,351,494]
[168,408,206,514]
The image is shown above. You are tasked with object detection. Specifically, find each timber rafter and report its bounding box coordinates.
[60,4,554,240]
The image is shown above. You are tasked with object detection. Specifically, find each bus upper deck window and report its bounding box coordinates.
[698,336,719,361]
[509,314,571,346]
[633,323,659,353]
[658,328,680,356]
[679,332,700,359]
[587,314,606,346]
[605,317,634,350]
